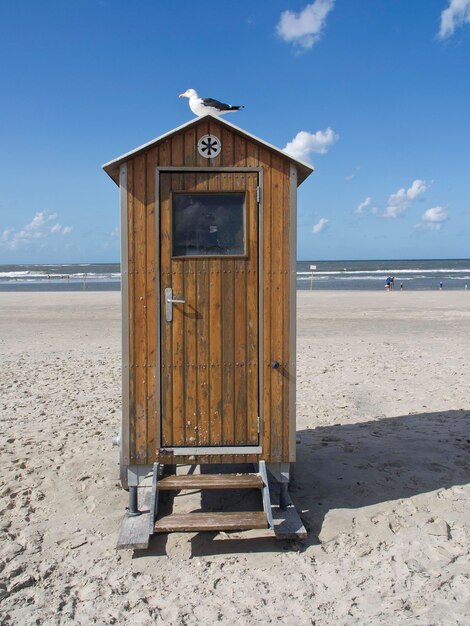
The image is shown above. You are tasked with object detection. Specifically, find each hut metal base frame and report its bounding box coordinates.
[116,462,306,550]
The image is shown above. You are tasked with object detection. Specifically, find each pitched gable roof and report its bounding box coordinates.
[102,114,314,185]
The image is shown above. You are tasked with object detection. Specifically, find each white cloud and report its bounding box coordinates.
[423,206,448,223]
[415,206,449,231]
[439,0,470,39]
[406,179,428,199]
[355,196,379,216]
[276,0,335,50]
[1,211,72,250]
[384,179,428,218]
[283,127,338,163]
[312,217,329,234]
[50,223,72,235]
[355,196,372,215]
[384,188,407,218]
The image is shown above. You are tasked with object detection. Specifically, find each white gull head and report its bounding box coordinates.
[179,88,198,99]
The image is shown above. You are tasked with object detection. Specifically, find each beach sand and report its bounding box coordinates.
[1,291,469,625]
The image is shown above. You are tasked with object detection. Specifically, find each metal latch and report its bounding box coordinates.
[165,287,186,322]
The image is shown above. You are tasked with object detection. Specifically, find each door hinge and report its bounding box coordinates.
[256,186,261,204]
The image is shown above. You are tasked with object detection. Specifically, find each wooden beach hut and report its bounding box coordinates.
[103,114,313,548]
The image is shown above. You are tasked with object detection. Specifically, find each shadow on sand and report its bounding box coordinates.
[139,409,470,558]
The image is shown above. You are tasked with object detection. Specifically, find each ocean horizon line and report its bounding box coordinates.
[1,256,469,266]
[1,259,469,292]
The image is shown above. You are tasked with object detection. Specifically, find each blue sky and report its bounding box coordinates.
[0,0,469,263]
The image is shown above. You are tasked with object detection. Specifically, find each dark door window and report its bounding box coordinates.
[172,193,245,257]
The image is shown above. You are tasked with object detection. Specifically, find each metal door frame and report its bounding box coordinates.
[155,166,263,454]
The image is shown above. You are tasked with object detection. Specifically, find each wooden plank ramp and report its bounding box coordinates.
[116,486,152,550]
[267,474,307,540]
[155,511,267,533]
[272,504,307,540]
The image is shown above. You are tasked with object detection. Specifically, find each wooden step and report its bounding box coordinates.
[158,473,263,491]
[155,511,268,533]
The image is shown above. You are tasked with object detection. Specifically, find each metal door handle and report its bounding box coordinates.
[165,287,185,322]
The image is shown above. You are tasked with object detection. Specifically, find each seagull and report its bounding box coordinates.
[179,88,244,117]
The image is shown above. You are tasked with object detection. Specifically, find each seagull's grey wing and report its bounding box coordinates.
[201,97,232,111]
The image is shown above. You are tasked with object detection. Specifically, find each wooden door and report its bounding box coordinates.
[159,171,259,448]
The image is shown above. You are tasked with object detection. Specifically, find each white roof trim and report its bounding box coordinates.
[102,114,314,175]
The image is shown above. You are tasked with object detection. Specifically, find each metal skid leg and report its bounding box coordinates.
[127,486,141,517]
[279,482,290,510]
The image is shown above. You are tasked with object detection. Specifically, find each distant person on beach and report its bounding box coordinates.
[385,276,391,291]
[390,276,395,290]
[439,281,443,290]
[400,282,403,290]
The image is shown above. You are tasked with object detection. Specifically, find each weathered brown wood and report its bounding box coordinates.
[221,125,234,167]
[158,473,263,490]
[170,170,185,446]
[182,131,197,447]
[196,258,210,445]
[260,148,272,462]
[196,120,210,168]
[282,160,291,459]
[233,165,247,448]
[208,173,222,450]
[194,168,210,447]
[147,142,170,461]
[134,153,148,463]
[155,511,268,532]
[234,133,246,167]
[183,171,197,446]
[246,139,259,168]
[270,154,285,461]
[233,253,247,444]
[183,126,197,165]
[246,171,259,444]
[146,147,157,462]
[160,172,173,447]
[221,174,235,445]
[208,119,223,168]
[246,145,259,449]
[127,160,136,463]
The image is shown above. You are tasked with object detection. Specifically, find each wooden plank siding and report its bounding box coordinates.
[123,119,294,466]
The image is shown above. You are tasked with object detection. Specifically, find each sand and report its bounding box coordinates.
[0,290,469,625]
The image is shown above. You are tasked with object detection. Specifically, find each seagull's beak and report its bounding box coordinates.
[179,93,186,98]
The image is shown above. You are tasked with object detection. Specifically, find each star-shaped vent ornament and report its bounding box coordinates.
[197,134,221,159]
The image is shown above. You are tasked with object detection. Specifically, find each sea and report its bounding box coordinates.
[0,260,469,291]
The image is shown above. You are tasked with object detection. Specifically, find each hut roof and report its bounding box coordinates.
[102,114,314,185]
